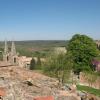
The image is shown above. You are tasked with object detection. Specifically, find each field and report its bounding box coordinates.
[0,40,67,57]
[77,85,100,96]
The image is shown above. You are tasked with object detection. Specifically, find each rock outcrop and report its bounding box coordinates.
[0,66,99,100]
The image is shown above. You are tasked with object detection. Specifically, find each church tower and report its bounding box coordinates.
[10,41,18,65]
[3,40,9,62]
[3,40,18,65]
[11,41,16,56]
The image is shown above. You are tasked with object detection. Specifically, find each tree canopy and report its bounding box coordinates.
[67,34,99,73]
[30,58,36,70]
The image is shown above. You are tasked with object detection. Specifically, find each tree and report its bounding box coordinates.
[30,58,36,70]
[67,34,99,74]
[43,52,73,85]
[36,56,41,69]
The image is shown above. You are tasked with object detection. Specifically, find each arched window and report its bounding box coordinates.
[14,58,16,63]
[7,56,9,61]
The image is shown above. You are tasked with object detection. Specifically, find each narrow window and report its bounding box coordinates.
[7,56,9,61]
[14,58,16,63]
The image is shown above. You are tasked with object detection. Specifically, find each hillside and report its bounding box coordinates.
[0,40,67,57]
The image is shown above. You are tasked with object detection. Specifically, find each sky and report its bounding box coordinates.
[0,0,100,40]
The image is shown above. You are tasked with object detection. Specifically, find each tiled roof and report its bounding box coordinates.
[34,96,54,100]
[0,87,6,96]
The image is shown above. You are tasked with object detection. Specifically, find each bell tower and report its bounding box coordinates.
[3,40,9,62]
[11,41,16,56]
[10,41,18,65]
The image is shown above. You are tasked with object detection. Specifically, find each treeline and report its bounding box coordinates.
[0,40,67,57]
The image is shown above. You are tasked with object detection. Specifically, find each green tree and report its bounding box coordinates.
[36,56,42,69]
[30,58,36,70]
[67,34,99,74]
[43,52,73,85]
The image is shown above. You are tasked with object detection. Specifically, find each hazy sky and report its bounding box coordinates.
[0,0,100,40]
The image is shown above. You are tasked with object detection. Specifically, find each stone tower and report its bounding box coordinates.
[10,41,18,65]
[3,40,18,65]
[3,40,9,62]
[11,41,16,56]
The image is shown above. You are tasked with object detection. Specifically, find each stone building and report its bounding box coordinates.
[96,40,100,50]
[3,40,18,66]
[1,40,35,69]
[2,40,33,68]
[18,56,32,68]
[1,40,46,69]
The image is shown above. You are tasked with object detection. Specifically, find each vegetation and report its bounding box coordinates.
[67,34,99,74]
[84,71,97,86]
[36,56,42,69]
[0,40,66,57]
[81,71,100,88]
[77,85,100,96]
[0,35,99,92]
[43,52,73,85]
[30,58,36,70]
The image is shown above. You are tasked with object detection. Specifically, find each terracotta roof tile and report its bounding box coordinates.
[34,96,54,100]
[0,87,6,96]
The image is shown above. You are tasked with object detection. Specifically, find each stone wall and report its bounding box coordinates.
[96,40,100,46]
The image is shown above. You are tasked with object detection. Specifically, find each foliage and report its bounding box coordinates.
[16,40,66,56]
[67,34,99,73]
[30,57,42,70]
[77,85,100,96]
[0,40,67,57]
[43,52,73,84]
[33,51,49,58]
[83,71,98,87]
[17,48,33,57]
[30,58,36,70]
[36,56,42,69]
[94,55,100,61]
